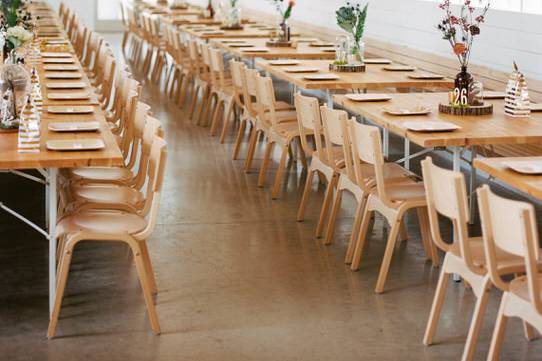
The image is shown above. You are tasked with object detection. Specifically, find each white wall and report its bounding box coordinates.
[238,0,542,80]
[47,0,97,29]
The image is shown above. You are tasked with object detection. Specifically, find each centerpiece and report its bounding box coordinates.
[266,0,295,47]
[220,0,243,30]
[436,0,493,116]
[334,1,368,69]
[0,0,35,130]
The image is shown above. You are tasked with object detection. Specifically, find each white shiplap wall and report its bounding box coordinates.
[233,0,542,80]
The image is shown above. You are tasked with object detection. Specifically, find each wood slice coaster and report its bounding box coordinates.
[220,25,244,30]
[439,103,493,116]
[266,40,294,47]
[0,126,19,133]
[329,63,366,73]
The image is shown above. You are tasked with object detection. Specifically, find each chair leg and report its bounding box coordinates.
[196,86,211,125]
[315,174,337,238]
[523,321,537,341]
[296,137,308,169]
[219,99,235,143]
[461,276,491,361]
[423,259,450,345]
[188,84,200,120]
[417,207,440,266]
[47,240,75,338]
[344,198,366,262]
[131,242,161,335]
[271,143,290,199]
[209,98,223,136]
[324,187,343,245]
[350,208,374,268]
[244,127,260,173]
[258,140,275,187]
[296,167,315,222]
[232,118,247,160]
[374,217,402,293]
[140,241,158,295]
[487,295,509,361]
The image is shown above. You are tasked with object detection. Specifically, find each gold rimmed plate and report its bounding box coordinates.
[383,65,417,71]
[43,64,79,71]
[46,82,87,89]
[48,121,100,132]
[41,52,72,58]
[45,72,82,79]
[384,106,431,116]
[345,94,392,102]
[284,67,320,73]
[42,58,75,64]
[304,73,340,81]
[402,121,460,132]
[47,92,91,100]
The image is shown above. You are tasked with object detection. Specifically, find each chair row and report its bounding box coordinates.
[47,2,168,339]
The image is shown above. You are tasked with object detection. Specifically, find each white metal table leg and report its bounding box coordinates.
[326,90,333,108]
[48,168,58,317]
[383,129,389,158]
[404,139,411,171]
[451,147,462,282]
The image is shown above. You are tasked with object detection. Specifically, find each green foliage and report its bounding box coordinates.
[1,0,22,27]
[336,2,368,43]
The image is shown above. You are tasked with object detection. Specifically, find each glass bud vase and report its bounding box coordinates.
[347,38,364,65]
[279,20,291,42]
[455,66,474,105]
[227,6,241,28]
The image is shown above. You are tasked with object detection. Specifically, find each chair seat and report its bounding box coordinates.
[57,210,146,237]
[70,167,133,183]
[384,181,427,203]
[450,238,539,271]
[273,121,301,138]
[509,276,542,303]
[276,101,295,111]
[71,184,144,206]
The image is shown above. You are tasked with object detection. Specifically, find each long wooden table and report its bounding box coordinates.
[474,157,542,200]
[2,1,123,316]
[257,59,454,90]
[182,24,300,39]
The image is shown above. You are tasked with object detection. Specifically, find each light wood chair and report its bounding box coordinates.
[255,75,307,199]
[48,135,167,338]
[295,94,343,239]
[348,122,438,293]
[478,185,542,361]
[242,69,296,173]
[421,158,532,361]
[186,39,210,123]
[209,48,237,142]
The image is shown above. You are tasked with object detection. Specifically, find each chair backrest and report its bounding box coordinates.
[421,157,479,273]
[478,185,542,314]
[210,48,228,90]
[348,121,390,201]
[320,105,346,169]
[242,67,260,117]
[255,75,282,128]
[294,93,320,158]
[134,133,168,241]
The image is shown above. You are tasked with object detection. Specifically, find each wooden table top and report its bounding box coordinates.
[474,157,542,200]
[256,59,454,90]
[0,5,123,170]
[182,24,299,39]
[168,15,255,26]
[334,92,542,148]
[210,38,336,60]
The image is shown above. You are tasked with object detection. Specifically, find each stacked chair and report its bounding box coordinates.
[46,2,168,339]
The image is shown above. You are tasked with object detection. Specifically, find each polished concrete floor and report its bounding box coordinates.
[0,34,541,361]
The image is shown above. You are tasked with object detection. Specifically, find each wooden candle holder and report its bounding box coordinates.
[329,63,366,73]
[439,103,493,116]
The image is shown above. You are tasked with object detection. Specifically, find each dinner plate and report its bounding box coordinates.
[47,106,95,114]
[221,39,247,43]
[42,58,75,64]
[41,52,73,58]
[483,91,506,99]
[241,47,269,52]
[304,74,340,81]
[503,160,542,175]
[364,58,392,64]
[383,65,417,71]
[309,42,335,47]
[48,121,100,132]
[229,43,252,48]
[345,94,392,102]
[408,73,445,80]
[46,138,105,151]
[284,67,320,73]
[45,72,82,79]
[46,82,87,89]
[47,92,91,100]
[269,60,300,66]
[43,64,79,71]
[402,121,460,132]
[383,106,431,115]
[530,103,542,112]
[296,38,319,43]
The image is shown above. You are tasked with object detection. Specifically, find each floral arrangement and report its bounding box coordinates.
[267,0,295,24]
[1,0,35,31]
[436,0,489,67]
[336,2,368,54]
[5,25,32,50]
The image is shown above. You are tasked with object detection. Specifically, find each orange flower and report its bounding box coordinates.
[288,0,296,6]
[453,43,466,55]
